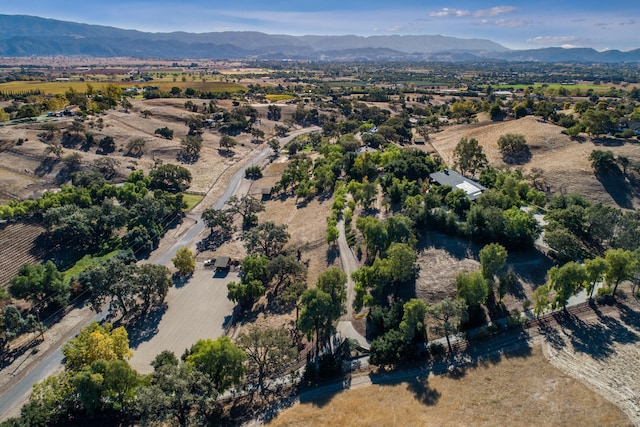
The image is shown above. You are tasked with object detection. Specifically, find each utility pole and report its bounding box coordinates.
[35,308,45,341]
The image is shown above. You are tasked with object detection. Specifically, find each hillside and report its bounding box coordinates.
[1,14,639,62]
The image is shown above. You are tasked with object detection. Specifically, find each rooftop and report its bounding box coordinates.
[430,169,486,200]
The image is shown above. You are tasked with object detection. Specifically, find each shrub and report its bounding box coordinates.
[154,126,174,140]
[497,133,531,164]
[428,342,446,359]
[245,165,262,179]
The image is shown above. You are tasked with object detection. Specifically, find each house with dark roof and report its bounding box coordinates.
[429,169,486,200]
[629,121,640,135]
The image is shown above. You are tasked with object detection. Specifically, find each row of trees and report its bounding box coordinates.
[533,248,639,315]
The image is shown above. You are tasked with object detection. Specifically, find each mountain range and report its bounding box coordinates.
[1,14,639,63]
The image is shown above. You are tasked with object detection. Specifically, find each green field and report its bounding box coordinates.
[0,80,247,95]
[182,193,204,211]
[493,84,612,94]
[265,94,295,101]
[62,250,119,284]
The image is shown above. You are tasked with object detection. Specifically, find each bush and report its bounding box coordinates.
[497,133,531,164]
[154,126,174,140]
[597,286,614,299]
[245,165,262,179]
[428,342,446,360]
[506,309,524,328]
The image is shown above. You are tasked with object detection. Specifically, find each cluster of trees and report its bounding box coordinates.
[544,193,640,261]
[4,318,300,426]
[9,261,68,310]
[367,297,467,365]
[378,154,542,252]
[1,83,128,123]
[78,251,173,317]
[227,221,305,309]
[0,290,41,355]
[35,168,187,255]
[533,248,639,315]
[215,105,259,135]
[202,194,265,233]
[0,166,191,348]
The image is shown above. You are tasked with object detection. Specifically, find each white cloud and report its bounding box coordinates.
[474,6,517,17]
[428,8,471,17]
[429,5,516,18]
[494,19,531,28]
[526,36,591,48]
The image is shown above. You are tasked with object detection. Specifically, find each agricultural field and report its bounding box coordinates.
[493,83,615,94]
[0,80,247,96]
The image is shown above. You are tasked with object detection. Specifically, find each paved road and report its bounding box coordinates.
[336,219,370,350]
[0,126,322,421]
[0,307,109,420]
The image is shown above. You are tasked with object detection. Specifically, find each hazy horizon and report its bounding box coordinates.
[2,1,639,52]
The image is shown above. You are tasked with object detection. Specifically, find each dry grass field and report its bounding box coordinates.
[1,90,639,425]
[413,231,554,313]
[427,114,640,209]
[269,346,632,427]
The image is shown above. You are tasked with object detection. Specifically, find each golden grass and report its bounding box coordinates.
[266,94,295,102]
[269,346,631,427]
[0,80,247,95]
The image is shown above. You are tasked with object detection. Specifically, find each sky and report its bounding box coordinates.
[3,0,639,51]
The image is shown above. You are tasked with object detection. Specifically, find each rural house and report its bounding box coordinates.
[429,169,486,200]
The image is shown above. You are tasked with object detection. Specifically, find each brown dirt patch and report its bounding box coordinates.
[414,232,553,311]
[269,345,631,427]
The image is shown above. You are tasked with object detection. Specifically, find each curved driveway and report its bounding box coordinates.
[0,126,321,420]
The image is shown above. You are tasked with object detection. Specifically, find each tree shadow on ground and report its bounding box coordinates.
[485,296,509,322]
[417,231,478,261]
[616,301,640,332]
[467,328,533,367]
[406,377,441,405]
[300,375,353,408]
[593,137,625,147]
[506,250,554,291]
[124,304,168,349]
[217,149,235,158]
[0,337,43,370]
[326,246,339,265]
[369,371,440,406]
[221,313,235,333]
[506,276,527,300]
[196,230,230,253]
[538,317,566,350]
[595,171,633,209]
[555,307,638,360]
[34,157,59,177]
[172,273,191,289]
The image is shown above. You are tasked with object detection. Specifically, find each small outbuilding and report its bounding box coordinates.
[429,169,486,201]
[213,256,231,271]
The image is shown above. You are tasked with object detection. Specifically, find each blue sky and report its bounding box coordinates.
[4,0,639,51]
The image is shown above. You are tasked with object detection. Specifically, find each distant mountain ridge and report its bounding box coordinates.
[0,14,639,62]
